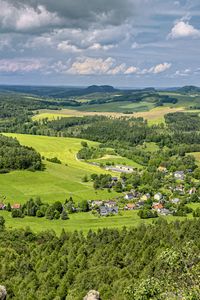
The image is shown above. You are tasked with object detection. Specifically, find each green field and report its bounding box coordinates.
[89,154,143,169]
[32,112,76,121]
[0,134,119,204]
[0,210,192,235]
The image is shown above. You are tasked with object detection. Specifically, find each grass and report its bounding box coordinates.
[0,210,191,235]
[32,112,76,121]
[189,152,200,166]
[137,142,160,152]
[134,106,185,125]
[89,155,144,169]
[0,134,119,204]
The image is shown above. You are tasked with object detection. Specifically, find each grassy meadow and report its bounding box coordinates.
[0,134,120,204]
[0,209,193,235]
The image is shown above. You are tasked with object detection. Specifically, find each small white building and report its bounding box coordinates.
[154,192,163,201]
[174,171,185,180]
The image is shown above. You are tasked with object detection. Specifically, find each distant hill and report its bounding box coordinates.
[177,86,200,93]
[84,85,118,93]
[0,85,118,98]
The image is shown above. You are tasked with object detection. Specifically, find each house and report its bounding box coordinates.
[158,208,172,216]
[171,198,180,204]
[157,166,167,173]
[174,171,185,180]
[0,203,5,210]
[100,206,108,216]
[152,203,164,210]
[154,193,163,201]
[174,185,185,194]
[104,201,117,208]
[136,201,145,208]
[100,206,118,216]
[11,204,21,209]
[91,200,103,208]
[125,203,136,210]
[115,165,134,173]
[140,193,151,201]
[124,193,134,201]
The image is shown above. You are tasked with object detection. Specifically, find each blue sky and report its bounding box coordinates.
[0,0,200,87]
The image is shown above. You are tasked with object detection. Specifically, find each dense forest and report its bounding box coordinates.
[0,135,43,172]
[0,218,199,299]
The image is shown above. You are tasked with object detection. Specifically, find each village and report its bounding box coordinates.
[0,166,199,220]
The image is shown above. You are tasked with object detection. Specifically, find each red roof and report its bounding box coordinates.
[153,203,163,210]
[127,203,135,209]
[11,204,21,209]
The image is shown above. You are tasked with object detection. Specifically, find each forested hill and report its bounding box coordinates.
[0,135,43,172]
[0,218,199,299]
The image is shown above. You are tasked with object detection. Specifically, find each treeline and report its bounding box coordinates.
[0,135,43,172]
[0,219,200,299]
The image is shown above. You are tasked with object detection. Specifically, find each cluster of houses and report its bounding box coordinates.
[105,165,136,174]
[0,203,21,210]
[90,200,118,216]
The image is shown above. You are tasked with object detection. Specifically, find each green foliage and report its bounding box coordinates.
[46,157,62,164]
[11,209,24,218]
[138,209,158,219]
[0,216,5,229]
[0,219,199,299]
[0,134,43,172]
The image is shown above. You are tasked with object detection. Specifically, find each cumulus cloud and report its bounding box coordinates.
[148,62,172,74]
[169,20,200,39]
[0,0,62,33]
[0,58,44,73]
[57,41,81,53]
[67,57,115,75]
[64,56,172,76]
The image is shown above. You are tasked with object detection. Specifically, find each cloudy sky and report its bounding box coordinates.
[0,0,200,87]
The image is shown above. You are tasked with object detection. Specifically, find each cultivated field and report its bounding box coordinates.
[34,105,186,125]
[0,134,120,204]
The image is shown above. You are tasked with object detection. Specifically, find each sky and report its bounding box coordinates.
[0,0,200,87]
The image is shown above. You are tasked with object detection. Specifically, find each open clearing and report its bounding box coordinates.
[34,105,185,124]
[89,155,144,169]
[32,112,76,121]
[134,106,185,125]
[0,134,120,204]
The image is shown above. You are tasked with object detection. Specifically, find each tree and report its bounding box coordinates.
[11,209,24,218]
[6,202,11,212]
[0,216,5,229]
[79,200,89,212]
[45,206,55,220]
[82,175,88,182]
[36,210,45,218]
[52,201,63,214]
[61,210,69,220]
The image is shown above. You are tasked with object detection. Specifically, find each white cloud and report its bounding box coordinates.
[0,59,44,73]
[124,66,138,74]
[0,1,62,32]
[175,68,191,76]
[169,20,200,39]
[65,56,171,76]
[148,62,172,74]
[88,43,115,51]
[57,41,81,53]
[67,57,115,75]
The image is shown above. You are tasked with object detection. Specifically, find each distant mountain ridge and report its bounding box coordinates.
[177,85,200,93]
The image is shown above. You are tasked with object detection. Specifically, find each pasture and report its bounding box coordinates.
[0,134,120,204]
[0,210,192,235]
